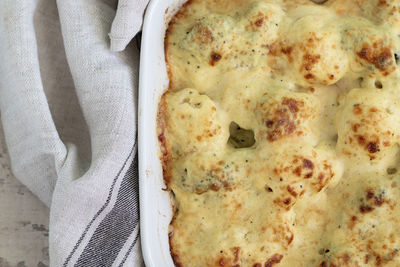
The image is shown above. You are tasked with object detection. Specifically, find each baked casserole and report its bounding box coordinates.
[159,0,400,266]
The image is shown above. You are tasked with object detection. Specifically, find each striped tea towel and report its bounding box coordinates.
[0,0,149,265]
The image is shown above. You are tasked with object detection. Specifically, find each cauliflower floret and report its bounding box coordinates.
[239,1,284,46]
[179,14,235,65]
[283,13,349,86]
[336,88,400,171]
[163,88,229,157]
[266,144,343,210]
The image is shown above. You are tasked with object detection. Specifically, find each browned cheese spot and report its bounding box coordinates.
[304,73,314,80]
[376,255,382,266]
[365,254,370,264]
[283,198,292,205]
[287,185,298,197]
[366,189,375,200]
[232,247,240,263]
[193,25,214,45]
[367,142,379,153]
[265,254,283,267]
[360,204,375,213]
[255,18,264,27]
[352,123,361,132]
[302,54,321,72]
[353,104,362,115]
[264,98,306,141]
[303,159,314,169]
[378,0,388,7]
[218,257,227,266]
[210,52,222,66]
[348,215,358,229]
[356,41,394,74]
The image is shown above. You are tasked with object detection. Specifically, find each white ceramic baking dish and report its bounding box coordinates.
[138,0,186,266]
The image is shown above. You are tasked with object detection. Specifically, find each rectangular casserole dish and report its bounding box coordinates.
[138,0,186,266]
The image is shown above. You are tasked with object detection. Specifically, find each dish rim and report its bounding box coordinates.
[138,0,187,266]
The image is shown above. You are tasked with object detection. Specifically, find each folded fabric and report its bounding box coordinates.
[0,0,148,266]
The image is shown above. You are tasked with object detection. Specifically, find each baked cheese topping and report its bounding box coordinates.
[160,0,400,266]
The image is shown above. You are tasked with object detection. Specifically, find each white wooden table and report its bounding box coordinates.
[0,124,49,267]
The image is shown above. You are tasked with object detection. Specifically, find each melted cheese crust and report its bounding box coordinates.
[160,0,400,266]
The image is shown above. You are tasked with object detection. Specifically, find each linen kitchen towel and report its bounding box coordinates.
[0,0,148,265]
